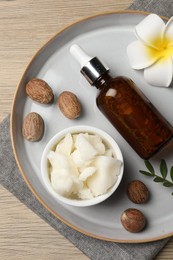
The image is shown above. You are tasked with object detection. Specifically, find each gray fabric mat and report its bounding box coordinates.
[0,116,169,260]
[1,1,173,258]
[129,0,173,17]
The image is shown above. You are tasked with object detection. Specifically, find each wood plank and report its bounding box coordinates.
[0,185,88,260]
[0,0,172,259]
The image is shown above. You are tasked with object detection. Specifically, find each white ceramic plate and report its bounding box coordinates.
[11,11,173,243]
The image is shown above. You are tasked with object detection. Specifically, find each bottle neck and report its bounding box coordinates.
[93,72,113,90]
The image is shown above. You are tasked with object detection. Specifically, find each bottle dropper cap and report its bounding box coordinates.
[70,44,109,85]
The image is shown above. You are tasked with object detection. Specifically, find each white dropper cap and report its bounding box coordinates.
[70,44,92,68]
[70,44,109,85]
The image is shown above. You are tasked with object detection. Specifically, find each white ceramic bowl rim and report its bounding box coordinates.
[41,125,124,207]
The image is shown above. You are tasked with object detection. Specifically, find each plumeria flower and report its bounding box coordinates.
[127,14,173,87]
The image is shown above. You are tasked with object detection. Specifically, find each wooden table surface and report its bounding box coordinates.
[0,0,173,259]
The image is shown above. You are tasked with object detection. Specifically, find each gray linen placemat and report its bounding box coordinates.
[129,0,173,17]
[0,116,170,260]
[1,1,173,259]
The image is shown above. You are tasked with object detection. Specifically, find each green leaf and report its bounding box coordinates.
[153,177,164,182]
[170,166,173,182]
[160,159,167,179]
[163,181,173,187]
[144,160,155,174]
[140,160,173,197]
[139,170,154,177]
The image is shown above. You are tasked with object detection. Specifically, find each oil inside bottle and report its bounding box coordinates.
[96,74,173,159]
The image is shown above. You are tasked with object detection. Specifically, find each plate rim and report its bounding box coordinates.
[10,10,172,243]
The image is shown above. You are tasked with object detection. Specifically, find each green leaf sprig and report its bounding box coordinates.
[140,159,173,195]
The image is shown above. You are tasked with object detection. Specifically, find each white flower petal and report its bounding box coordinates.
[127,40,161,69]
[144,57,173,87]
[164,17,173,45]
[135,14,165,49]
[170,52,173,60]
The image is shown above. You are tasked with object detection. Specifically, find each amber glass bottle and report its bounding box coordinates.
[70,45,173,159]
[95,74,173,159]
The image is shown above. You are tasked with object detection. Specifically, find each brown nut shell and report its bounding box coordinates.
[22,112,44,142]
[57,91,81,119]
[127,180,149,204]
[121,208,146,233]
[26,78,54,104]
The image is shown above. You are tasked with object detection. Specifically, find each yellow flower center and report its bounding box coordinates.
[147,36,173,61]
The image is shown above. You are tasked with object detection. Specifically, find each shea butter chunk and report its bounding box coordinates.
[75,134,98,161]
[55,133,73,156]
[87,156,121,196]
[47,132,122,200]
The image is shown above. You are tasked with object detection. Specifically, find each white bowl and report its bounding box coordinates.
[41,125,124,207]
